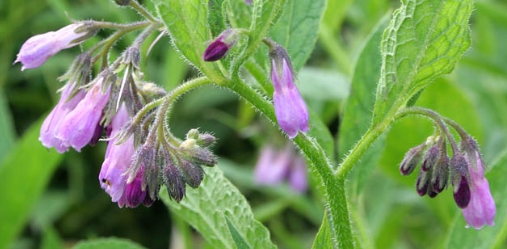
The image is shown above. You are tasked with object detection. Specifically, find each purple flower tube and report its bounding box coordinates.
[15,23,94,70]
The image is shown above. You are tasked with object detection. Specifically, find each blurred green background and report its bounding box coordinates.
[1,0,507,248]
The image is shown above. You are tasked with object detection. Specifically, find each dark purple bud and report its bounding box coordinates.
[427,188,438,198]
[431,155,449,193]
[244,0,252,5]
[180,160,204,188]
[416,170,430,196]
[399,144,425,175]
[137,144,159,200]
[421,145,440,172]
[453,175,471,209]
[203,29,238,61]
[163,158,186,203]
[121,170,147,208]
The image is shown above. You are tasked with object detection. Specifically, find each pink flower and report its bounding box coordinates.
[270,46,309,139]
[461,152,496,229]
[15,23,93,70]
[56,76,110,151]
[99,104,153,208]
[39,83,85,153]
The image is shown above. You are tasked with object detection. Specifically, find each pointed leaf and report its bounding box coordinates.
[373,0,473,124]
[311,212,335,249]
[0,118,63,249]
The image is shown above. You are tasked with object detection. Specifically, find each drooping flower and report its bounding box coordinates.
[461,152,496,229]
[254,145,308,193]
[57,76,111,152]
[269,46,309,139]
[99,104,152,208]
[203,29,239,61]
[39,82,86,153]
[15,23,95,70]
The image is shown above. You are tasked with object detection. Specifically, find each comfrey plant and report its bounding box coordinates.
[13,0,499,248]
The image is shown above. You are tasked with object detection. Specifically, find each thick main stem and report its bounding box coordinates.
[227,79,356,249]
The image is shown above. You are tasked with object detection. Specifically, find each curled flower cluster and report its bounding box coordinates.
[16,16,219,207]
[400,123,495,229]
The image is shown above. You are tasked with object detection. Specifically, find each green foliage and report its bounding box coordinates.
[311,212,334,249]
[373,0,473,124]
[0,119,63,249]
[73,238,147,249]
[339,17,387,193]
[160,167,277,249]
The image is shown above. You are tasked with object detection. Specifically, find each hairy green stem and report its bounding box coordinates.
[129,0,158,23]
[226,78,356,249]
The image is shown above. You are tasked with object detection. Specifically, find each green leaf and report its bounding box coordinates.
[372,0,473,124]
[268,0,326,72]
[41,227,64,249]
[225,216,252,249]
[339,17,388,192]
[161,166,276,249]
[73,238,147,249]
[311,212,334,249]
[0,118,63,249]
[155,0,223,82]
[0,90,16,161]
[208,0,227,38]
[446,150,507,249]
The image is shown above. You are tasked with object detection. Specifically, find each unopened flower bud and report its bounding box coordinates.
[399,144,425,175]
[162,155,186,203]
[416,170,430,196]
[431,155,449,193]
[15,23,96,70]
[197,133,216,148]
[179,160,204,188]
[186,129,200,140]
[185,148,218,167]
[422,144,440,172]
[203,29,239,61]
[123,46,141,68]
[451,154,471,208]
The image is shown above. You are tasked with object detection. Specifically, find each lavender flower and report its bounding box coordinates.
[57,76,111,152]
[269,46,309,139]
[461,152,496,229]
[254,145,308,193]
[203,29,238,61]
[39,83,86,153]
[15,23,94,70]
[99,104,152,208]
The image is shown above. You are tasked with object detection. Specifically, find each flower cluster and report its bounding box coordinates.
[16,19,218,207]
[400,131,495,229]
